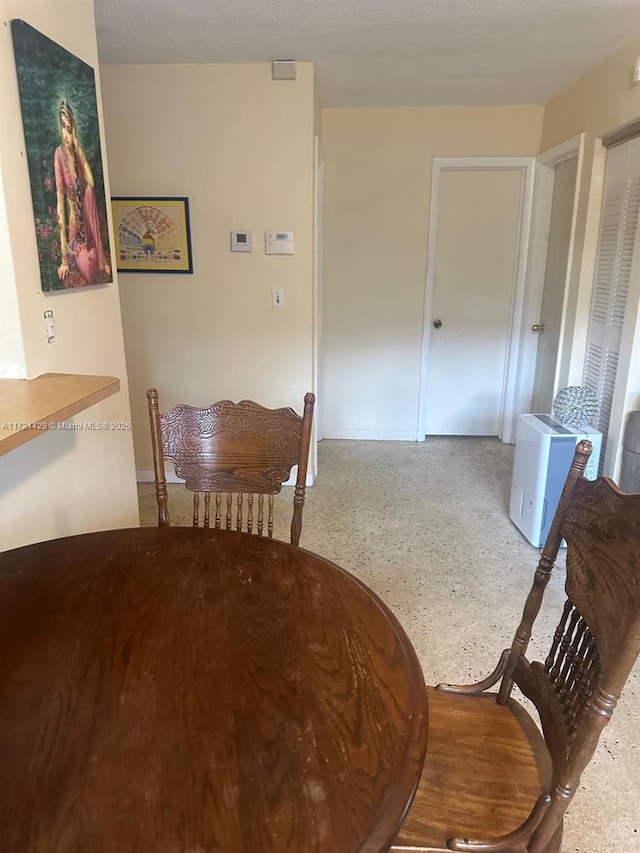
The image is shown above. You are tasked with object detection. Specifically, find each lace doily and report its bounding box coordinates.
[552,386,598,428]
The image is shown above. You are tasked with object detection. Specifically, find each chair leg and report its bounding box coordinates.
[542,820,563,853]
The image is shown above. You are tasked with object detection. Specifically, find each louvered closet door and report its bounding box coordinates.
[583,137,640,472]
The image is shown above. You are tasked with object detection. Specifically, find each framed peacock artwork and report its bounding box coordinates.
[111,197,193,274]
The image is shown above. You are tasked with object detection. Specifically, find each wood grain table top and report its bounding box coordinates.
[0,527,428,852]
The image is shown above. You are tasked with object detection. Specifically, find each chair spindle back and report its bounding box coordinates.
[497,440,640,852]
[147,390,315,546]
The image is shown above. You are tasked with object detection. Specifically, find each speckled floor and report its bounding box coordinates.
[137,437,639,853]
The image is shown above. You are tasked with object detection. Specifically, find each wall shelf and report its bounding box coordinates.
[0,373,120,457]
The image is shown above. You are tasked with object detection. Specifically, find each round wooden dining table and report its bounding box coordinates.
[0,526,428,852]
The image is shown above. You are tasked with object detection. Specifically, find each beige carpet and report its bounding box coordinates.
[138,437,639,853]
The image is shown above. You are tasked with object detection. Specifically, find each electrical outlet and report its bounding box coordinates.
[44,309,56,343]
[272,288,285,308]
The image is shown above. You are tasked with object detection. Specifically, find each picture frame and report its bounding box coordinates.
[11,20,113,292]
[111,197,193,274]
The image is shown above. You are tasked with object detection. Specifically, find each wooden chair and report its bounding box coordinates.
[147,389,315,546]
[392,440,640,853]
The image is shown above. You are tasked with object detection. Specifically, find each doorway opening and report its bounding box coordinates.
[417,157,535,444]
[523,135,584,420]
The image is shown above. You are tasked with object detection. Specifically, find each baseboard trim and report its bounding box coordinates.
[321,429,417,441]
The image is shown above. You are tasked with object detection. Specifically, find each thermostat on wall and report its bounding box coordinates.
[265,230,294,255]
[230,231,253,252]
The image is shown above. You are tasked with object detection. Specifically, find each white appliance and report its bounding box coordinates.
[509,414,602,547]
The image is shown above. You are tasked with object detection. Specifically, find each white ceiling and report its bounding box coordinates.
[94,0,640,107]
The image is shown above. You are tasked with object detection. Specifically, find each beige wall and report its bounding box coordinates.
[540,37,640,476]
[321,106,543,438]
[0,167,26,378]
[100,63,316,474]
[541,38,640,149]
[0,0,139,551]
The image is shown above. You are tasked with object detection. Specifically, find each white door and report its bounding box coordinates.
[424,168,525,435]
[584,136,640,473]
[530,156,578,413]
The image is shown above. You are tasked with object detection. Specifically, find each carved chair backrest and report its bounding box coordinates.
[147,390,315,546]
[498,441,640,851]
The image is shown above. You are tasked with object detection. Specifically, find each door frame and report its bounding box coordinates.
[313,134,324,446]
[516,134,585,423]
[417,157,535,444]
[310,133,323,481]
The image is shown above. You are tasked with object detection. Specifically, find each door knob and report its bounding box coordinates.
[433,319,443,329]
[532,323,545,332]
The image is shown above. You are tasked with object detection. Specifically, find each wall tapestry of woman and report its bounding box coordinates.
[54,100,111,286]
